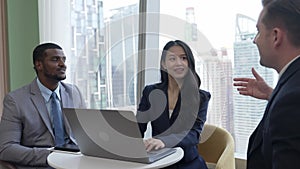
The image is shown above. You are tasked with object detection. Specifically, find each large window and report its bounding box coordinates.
[39,0,276,158]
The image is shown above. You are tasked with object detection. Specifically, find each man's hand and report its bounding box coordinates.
[233,68,273,100]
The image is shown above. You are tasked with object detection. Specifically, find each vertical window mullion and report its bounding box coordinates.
[137,0,147,105]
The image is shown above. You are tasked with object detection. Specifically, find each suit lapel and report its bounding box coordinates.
[60,84,77,143]
[30,80,55,138]
[60,84,72,108]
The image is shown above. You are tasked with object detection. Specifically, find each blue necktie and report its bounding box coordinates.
[51,92,65,146]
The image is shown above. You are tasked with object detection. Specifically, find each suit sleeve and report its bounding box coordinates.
[0,95,51,166]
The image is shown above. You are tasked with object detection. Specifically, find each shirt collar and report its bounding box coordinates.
[278,55,300,81]
[36,78,61,102]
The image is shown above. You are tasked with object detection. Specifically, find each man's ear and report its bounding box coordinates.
[35,60,42,71]
[273,28,283,48]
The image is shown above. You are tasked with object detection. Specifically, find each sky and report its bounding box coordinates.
[160,0,262,49]
[101,0,263,50]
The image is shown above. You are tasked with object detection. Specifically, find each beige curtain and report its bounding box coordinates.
[0,0,9,119]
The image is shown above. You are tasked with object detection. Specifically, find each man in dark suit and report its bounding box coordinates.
[0,43,86,169]
[234,0,300,168]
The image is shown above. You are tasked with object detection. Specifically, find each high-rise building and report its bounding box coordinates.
[198,51,235,136]
[185,7,197,41]
[233,14,274,157]
[70,1,138,109]
[70,0,105,108]
[187,6,234,140]
[104,4,139,108]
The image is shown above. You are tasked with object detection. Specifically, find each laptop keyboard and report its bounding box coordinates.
[147,148,170,155]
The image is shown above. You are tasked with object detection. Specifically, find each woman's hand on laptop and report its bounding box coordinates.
[144,138,165,152]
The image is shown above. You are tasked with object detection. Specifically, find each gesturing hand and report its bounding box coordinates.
[233,68,273,100]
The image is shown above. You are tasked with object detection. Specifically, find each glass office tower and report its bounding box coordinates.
[69,0,138,109]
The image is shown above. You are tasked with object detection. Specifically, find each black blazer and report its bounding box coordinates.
[247,57,300,169]
[137,84,210,168]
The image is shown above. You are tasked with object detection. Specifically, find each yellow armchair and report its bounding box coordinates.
[198,124,235,169]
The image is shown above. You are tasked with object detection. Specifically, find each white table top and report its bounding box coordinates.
[47,147,184,169]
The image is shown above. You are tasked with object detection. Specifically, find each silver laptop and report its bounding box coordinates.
[63,108,176,164]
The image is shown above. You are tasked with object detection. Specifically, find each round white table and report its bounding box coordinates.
[47,147,184,169]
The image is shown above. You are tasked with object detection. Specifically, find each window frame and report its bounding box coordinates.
[0,0,9,118]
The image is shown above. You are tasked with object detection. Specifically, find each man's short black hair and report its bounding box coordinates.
[32,42,62,73]
[33,42,62,65]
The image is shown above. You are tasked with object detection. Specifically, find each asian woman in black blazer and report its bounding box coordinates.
[137,40,210,169]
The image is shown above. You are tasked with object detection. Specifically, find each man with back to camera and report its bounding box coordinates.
[0,43,86,169]
[234,0,300,168]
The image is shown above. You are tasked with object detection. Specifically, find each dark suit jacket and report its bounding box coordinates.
[247,57,300,169]
[0,78,86,169]
[137,84,210,169]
